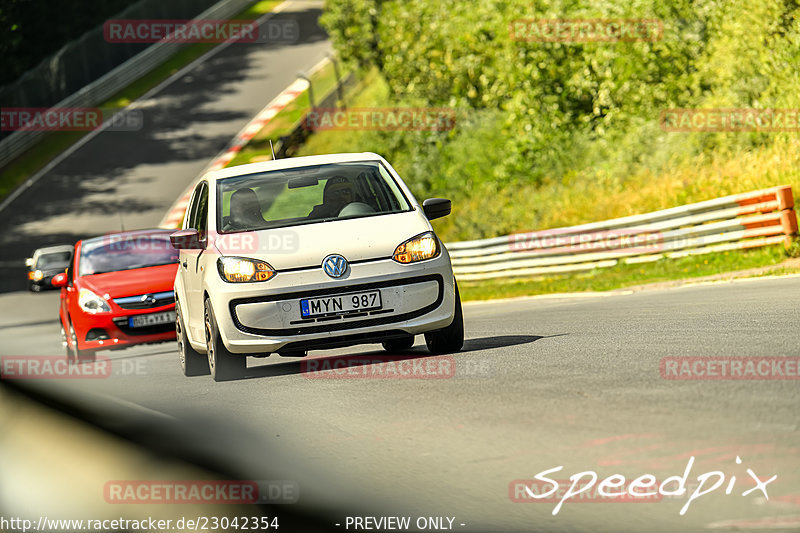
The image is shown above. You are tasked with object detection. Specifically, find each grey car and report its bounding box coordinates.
[25,244,74,292]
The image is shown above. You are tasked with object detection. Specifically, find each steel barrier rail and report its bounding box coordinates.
[0,0,258,169]
[447,186,798,281]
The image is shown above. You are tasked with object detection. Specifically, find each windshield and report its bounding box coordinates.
[78,233,178,276]
[216,161,411,233]
[36,251,71,268]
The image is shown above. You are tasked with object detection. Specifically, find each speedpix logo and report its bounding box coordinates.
[515,456,776,515]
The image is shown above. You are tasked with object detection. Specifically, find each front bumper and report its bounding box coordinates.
[207,255,456,354]
[73,305,176,352]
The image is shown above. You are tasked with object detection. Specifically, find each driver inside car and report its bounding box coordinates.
[223,187,267,231]
[308,176,355,219]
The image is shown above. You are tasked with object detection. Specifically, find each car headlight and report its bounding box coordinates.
[78,288,111,314]
[32,270,44,281]
[217,257,276,283]
[392,232,441,264]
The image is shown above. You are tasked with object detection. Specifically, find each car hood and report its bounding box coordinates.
[78,263,178,298]
[211,210,431,270]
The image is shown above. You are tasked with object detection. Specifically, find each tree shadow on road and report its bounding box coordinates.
[0,7,330,294]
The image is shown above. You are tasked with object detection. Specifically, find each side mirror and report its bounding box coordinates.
[170,229,203,250]
[25,258,34,268]
[51,273,68,288]
[422,198,451,220]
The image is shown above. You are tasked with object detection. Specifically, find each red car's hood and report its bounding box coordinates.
[78,263,178,298]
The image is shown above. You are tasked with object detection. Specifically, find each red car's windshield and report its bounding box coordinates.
[78,234,178,276]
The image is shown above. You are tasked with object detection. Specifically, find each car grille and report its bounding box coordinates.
[114,290,174,310]
[112,317,175,336]
[229,274,444,336]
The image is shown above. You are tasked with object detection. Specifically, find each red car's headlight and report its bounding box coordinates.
[78,288,111,313]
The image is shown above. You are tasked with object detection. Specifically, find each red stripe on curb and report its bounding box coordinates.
[158,80,311,229]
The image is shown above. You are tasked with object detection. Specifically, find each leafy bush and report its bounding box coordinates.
[318,0,800,241]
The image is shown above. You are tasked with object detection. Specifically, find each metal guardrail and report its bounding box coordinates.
[447,186,799,281]
[0,0,257,169]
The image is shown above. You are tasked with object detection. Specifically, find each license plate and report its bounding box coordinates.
[129,311,176,328]
[300,290,382,318]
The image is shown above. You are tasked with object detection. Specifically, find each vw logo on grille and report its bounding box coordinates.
[140,294,157,305]
[322,254,348,278]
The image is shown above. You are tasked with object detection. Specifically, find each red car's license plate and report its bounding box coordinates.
[129,311,176,328]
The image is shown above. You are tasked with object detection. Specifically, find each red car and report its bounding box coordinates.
[53,229,179,361]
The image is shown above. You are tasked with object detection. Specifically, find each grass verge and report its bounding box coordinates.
[290,69,800,300]
[294,68,389,157]
[227,59,343,166]
[0,0,281,201]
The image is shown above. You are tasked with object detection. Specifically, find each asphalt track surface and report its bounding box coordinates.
[0,0,330,293]
[1,1,799,531]
[2,277,799,532]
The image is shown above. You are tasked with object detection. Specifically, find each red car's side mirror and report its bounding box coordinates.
[51,272,68,288]
[170,229,203,250]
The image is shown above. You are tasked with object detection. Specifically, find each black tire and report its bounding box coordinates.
[176,302,209,376]
[425,282,464,354]
[61,322,73,363]
[204,299,246,382]
[382,335,415,352]
[30,282,41,293]
[67,319,94,363]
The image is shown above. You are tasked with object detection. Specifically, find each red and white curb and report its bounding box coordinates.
[206,77,309,173]
[159,57,330,229]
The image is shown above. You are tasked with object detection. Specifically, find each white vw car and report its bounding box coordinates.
[171,153,463,381]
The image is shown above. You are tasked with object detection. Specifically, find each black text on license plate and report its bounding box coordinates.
[129,311,176,328]
[300,291,382,318]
